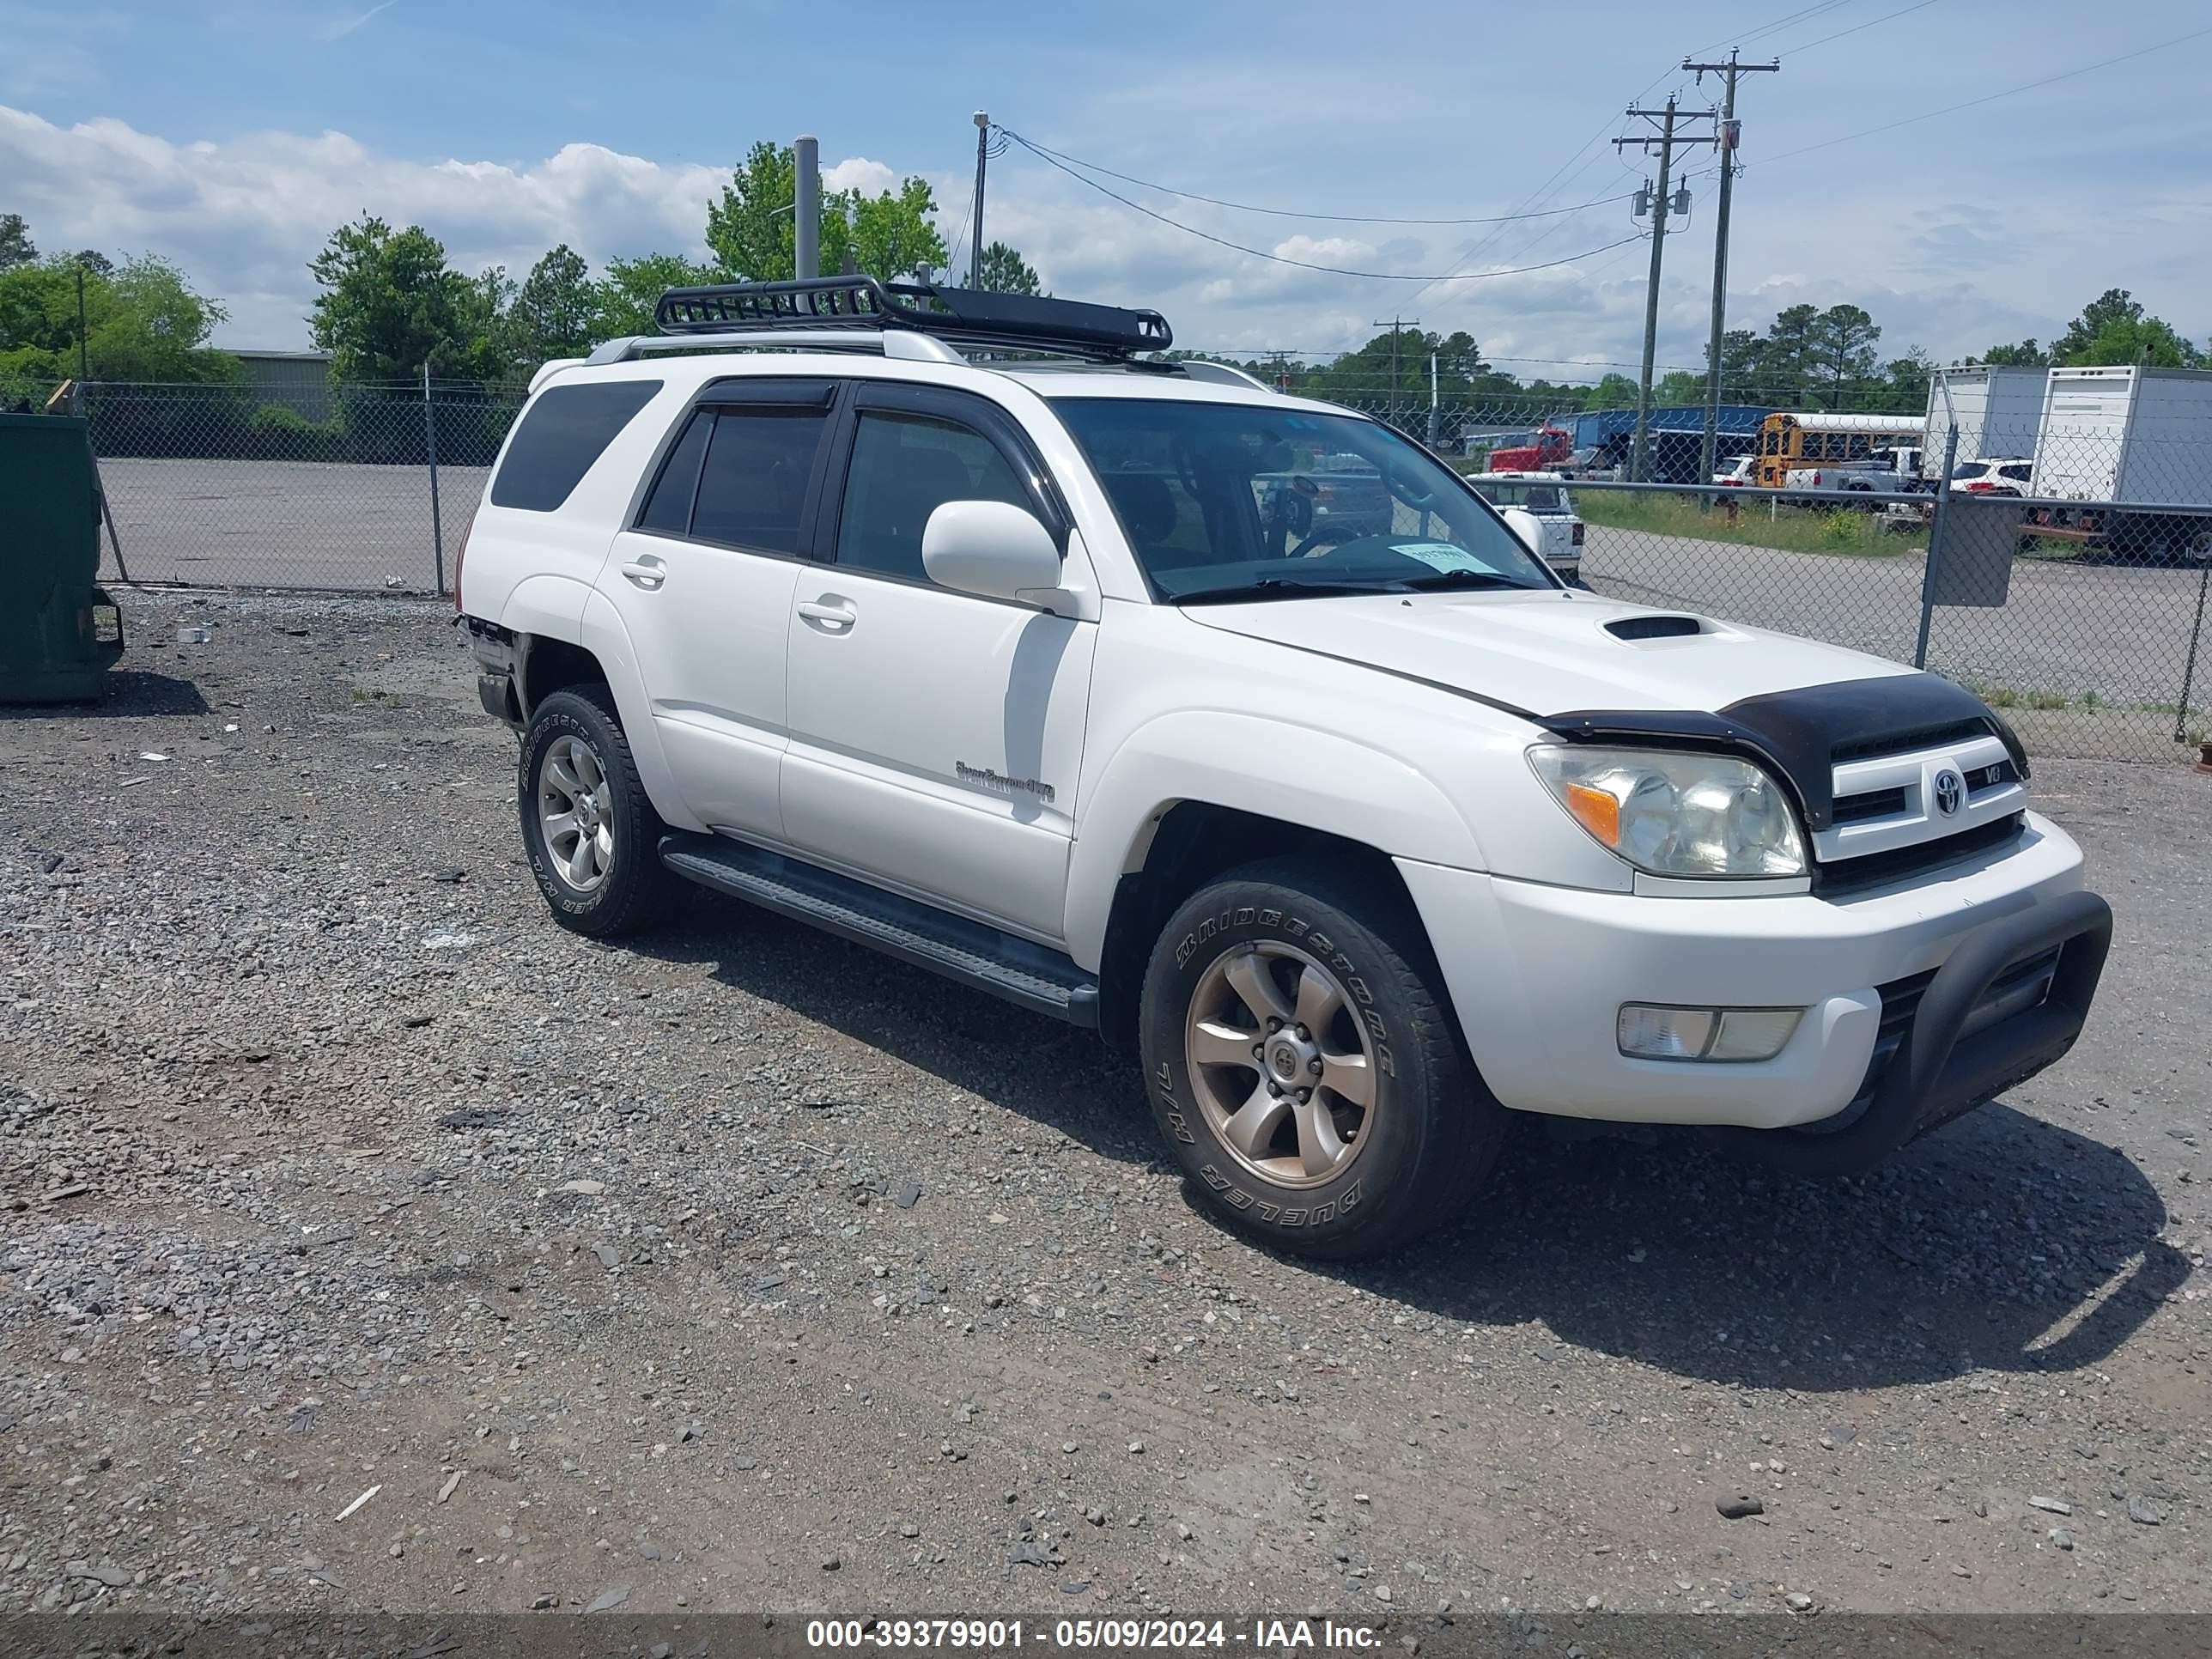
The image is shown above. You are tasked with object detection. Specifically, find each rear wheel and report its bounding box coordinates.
[518,684,675,937]
[1138,860,1504,1259]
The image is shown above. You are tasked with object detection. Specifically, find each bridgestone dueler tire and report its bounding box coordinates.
[518,685,675,939]
[1139,859,1504,1260]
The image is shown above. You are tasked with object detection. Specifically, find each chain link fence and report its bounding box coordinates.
[14,378,526,595]
[21,370,2211,763]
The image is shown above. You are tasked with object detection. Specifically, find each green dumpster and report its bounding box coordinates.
[0,410,124,702]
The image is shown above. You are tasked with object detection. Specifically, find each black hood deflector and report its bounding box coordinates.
[1540,674,2027,831]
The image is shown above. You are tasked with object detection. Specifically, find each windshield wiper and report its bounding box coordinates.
[1170,575,1413,605]
[1392,568,1527,592]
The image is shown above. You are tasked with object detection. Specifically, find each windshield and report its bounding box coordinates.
[1054,398,1554,601]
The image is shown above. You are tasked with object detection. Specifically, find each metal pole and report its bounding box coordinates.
[1700,67,1736,486]
[2176,562,2210,744]
[1686,52,1777,487]
[424,362,446,597]
[76,265,89,382]
[1630,98,1677,483]
[1913,417,1960,670]
[1427,349,1441,448]
[971,112,989,284]
[794,135,821,281]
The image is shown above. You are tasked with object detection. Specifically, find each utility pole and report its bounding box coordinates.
[76,264,89,382]
[1683,51,1779,485]
[971,112,990,286]
[1615,94,1715,480]
[794,135,820,282]
[1374,316,1418,430]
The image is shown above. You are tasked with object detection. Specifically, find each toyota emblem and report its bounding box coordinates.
[1933,769,1965,817]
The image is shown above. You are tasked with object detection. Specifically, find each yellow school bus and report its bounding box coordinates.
[1753,411,1923,488]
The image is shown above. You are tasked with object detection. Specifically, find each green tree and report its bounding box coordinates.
[1704,328,1770,402]
[72,249,115,278]
[1656,368,1704,404]
[307,215,506,381]
[1972,339,2048,367]
[1759,304,1821,404]
[2053,289,2144,361]
[0,254,239,382]
[502,244,595,368]
[705,140,947,284]
[1579,371,1640,410]
[590,252,717,338]
[1807,304,1881,407]
[1881,346,1935,408]
[972,240,1042,295]
[0,213,33,270]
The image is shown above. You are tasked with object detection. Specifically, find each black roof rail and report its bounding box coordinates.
[653,276,1173,361]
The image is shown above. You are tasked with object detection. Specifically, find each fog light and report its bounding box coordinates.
[1619,1004,1802,1062]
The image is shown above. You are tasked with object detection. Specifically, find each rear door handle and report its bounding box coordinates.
[796,597,857,631]
[619,556,666,589]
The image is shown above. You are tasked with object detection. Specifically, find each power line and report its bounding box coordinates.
[1707,0,1853,55]
[1762,21,2212,163]
[1000,129,1644,282]
[1783,0,1943,56]
[997,132,1638,225]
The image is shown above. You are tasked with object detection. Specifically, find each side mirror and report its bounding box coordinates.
[1499,506,1545,557]
[921,500,1062,604]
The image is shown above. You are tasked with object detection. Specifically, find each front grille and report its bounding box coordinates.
[1843,944,2060,1119]
[1832,785,1909,824]
[1817,812,2026,897]
[1966,758,2021,794]
[1830,717,1995,765]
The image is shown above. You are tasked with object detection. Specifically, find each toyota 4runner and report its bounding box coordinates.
[457,276,2112,1261]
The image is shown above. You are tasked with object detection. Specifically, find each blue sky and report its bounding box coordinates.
[3,0,2209,373]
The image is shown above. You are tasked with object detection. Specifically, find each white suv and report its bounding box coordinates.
[458,276,2112,1260]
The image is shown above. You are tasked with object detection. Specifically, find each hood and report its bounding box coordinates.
[1181,587,1915,719]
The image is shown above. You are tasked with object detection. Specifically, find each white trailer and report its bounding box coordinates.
[2024,366,2212,559]
[1923,365,2046,477]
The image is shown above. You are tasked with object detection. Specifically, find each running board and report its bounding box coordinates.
[659,834,1100,1027]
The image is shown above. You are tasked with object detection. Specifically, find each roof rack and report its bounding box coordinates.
[650,275,1173,361]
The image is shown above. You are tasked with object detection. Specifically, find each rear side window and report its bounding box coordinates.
[489,380,663,512]
[636,410,714,534]
[690,407,834,554]
[1998,463,2032,483]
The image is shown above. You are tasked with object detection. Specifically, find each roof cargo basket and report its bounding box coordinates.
[653,276,1173,361]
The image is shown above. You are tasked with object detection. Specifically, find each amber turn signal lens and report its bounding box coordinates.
[1563,781,1620,847]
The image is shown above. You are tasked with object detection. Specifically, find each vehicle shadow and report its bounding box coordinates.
[0,670,210,720]
[1306,1108,2186,1392]
[632,896,1159,1173]
[632,892,2183,1393]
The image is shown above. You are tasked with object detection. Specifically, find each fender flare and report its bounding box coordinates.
[1064,710,1486,970]
[577,587,707,834]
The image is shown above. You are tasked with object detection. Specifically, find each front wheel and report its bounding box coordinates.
[1138,860,1504,1259]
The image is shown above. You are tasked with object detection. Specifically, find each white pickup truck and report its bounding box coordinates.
[457,276,2112,1260]
[1784,445,1927,495]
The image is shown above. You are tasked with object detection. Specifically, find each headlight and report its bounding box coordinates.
[1528,745,1808,878]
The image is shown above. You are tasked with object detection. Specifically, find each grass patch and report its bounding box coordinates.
[1568,488,1909,557]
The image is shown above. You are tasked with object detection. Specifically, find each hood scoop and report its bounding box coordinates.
[1605,614,1706,641]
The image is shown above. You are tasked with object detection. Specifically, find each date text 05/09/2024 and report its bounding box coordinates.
[803,1619,1383,1650]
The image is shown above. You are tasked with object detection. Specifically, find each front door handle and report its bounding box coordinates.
[619,556,666,589]
[796,597,857,632]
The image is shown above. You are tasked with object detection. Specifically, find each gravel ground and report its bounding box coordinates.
[2,592,2207,1630]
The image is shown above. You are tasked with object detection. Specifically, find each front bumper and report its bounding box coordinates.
[1397,811,2111,1165]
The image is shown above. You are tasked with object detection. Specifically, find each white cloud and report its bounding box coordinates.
[3,100,2204,381]
[320,1,399,42]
